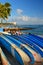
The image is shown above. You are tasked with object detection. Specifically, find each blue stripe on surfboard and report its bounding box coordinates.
[29,34,43,43]
[3,34,43,57]
[0,36,24,65]
[11,34,43,57]
[0,48,11,65]
[2,34,35,64]
[10,35,40,53]
[0,37,11,54]
[12,48,24,65]
[22,35,42,49]
[20,34,43,48]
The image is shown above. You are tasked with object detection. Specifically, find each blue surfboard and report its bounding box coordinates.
[2,34,35,64]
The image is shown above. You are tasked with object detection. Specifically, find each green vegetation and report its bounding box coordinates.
[0,2,11,23]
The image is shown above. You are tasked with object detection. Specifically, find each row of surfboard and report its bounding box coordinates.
[0,33,43,65]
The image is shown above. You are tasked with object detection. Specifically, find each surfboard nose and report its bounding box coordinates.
[0,47,11,65]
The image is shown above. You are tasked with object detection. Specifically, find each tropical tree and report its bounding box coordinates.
[0,3,11,23]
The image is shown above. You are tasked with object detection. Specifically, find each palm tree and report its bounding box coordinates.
[0,3,11,23]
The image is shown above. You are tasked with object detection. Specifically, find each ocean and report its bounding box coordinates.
[0,25,43,35]
[17,25,43,35]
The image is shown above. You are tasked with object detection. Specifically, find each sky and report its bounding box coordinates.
[0,0,43,25]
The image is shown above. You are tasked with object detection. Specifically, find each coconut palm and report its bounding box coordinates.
[0,3,11,23]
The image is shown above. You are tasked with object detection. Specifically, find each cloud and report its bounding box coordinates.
[14,15,43,24]
[21,16,30,21]
[15,16,30,21]
[7,9,43,25]
[14,15,43,22]
[16,9,23,14]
